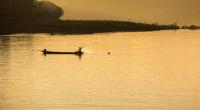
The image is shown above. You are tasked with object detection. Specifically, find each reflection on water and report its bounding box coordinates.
[0,30,200,110]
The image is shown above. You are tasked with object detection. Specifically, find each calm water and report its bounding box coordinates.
[0,30,200,110]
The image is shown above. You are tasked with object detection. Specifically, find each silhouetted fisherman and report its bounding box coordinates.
[78,46,83,52]
[74,46,84,56]
[43,49,47,54]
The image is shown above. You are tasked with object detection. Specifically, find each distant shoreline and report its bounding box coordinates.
[0,20,179,35]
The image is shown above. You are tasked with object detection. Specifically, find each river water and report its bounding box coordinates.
[0,30,200,110]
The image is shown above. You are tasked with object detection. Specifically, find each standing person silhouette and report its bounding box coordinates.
[78,46,83,52]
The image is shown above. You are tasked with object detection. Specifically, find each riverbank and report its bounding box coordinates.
[0,20,179,35]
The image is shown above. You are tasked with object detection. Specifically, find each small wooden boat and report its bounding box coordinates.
[42,47,84,56]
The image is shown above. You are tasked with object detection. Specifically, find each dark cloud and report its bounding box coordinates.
[0,0,64,20]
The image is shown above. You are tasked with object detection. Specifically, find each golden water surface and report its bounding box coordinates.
[0,30,200,110]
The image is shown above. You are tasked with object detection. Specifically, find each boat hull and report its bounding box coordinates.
[43,51,83,55]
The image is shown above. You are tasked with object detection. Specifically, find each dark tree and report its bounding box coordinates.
[0,0,37,19]
[33,1,64,20]
[0,0,63,20]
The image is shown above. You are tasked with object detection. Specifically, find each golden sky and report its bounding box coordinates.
[49,0,200,25]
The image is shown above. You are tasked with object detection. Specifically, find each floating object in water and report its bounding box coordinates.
[50,32,54,35]
[108,52,111,54]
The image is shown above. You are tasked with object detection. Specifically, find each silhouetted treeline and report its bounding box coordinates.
[0,0,180,35]
[0,20,180,35]
[0,0,63,20]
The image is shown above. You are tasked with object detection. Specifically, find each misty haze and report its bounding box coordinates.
[50,0,200,25]
[0,1,200,110]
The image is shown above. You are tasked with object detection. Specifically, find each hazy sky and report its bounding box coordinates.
[48,0,200,25]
